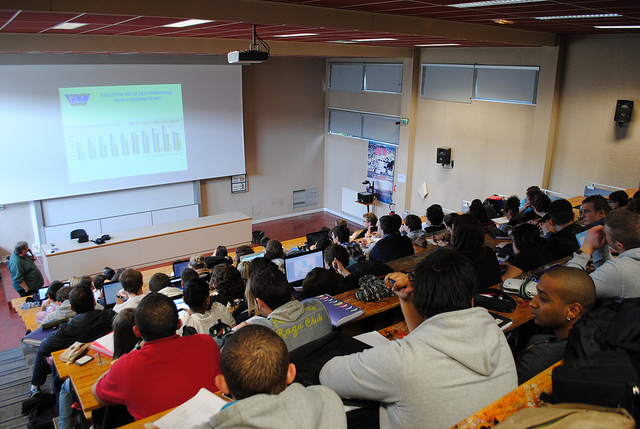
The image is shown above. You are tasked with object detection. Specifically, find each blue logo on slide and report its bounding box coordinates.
[65,94,90,106]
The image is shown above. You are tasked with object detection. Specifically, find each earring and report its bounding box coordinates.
[566,316,571,321]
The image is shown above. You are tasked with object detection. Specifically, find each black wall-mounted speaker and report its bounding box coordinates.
[614,100,633,125]
[358,192,373,204]
[436,147,451,165]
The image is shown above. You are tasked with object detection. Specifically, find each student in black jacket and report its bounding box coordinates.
[30,284,115,396]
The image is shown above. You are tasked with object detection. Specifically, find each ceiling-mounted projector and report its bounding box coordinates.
[228,24,270,65]
[227,50,269,64]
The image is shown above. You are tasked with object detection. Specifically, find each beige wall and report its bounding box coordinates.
[0,203,36,257]
[323,58,413,220]
[200,57,326,221]
[548,34,640,195]
[405,46,560,214]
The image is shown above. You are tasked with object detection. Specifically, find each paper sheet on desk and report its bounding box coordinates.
[354,331,391,348]
[154,388,226,429]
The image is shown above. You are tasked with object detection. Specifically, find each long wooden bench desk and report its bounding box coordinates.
[52,349,113,419]
[452,360,562,428]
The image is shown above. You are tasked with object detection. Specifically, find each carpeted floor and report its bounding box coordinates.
[0,346,52,429]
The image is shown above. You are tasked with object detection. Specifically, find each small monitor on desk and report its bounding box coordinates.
[172,259,190,278]
[37,287,49,301]
[240,251,265,263]
[283,249,324,288]
[103,281,122,307]
[306,231,329,247]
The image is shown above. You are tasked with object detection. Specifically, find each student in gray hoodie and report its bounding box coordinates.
[242,264,332,352]
[210,324,346,429]
[320,248,517,429]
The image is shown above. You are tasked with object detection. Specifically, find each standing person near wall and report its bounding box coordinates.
[9,241,44,297]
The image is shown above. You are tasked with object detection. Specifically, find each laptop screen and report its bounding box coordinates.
[38,287,48,301]
[173,260,190,278]
[103,281,122,307]
[575,230,588,247]
[306,231,329,247]
[240,251,264,263]
[173,297,190,312]
[283,249,324,287]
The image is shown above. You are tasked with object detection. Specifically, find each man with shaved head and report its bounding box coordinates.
[516,266,596,383]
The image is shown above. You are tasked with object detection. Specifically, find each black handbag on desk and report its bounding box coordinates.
[474,288,517,313]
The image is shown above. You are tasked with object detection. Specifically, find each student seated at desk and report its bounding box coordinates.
[208,324,346,429]
[92,293,221,420]
[579,195,609,229]
[608,190,629,210]
[179,277,235,335]
[503,195,526,228]
[401,214,427,241]
[422,204,446,235]
[241,264,332,352]
[369,215,414,263]
[30,285,115,397]
[35,280,64,324]
[149,272,182,298]
[189,254,212,283]
[566,208,640,300]
[302,267,347,298]
[468,199,496,233]
[320,249,517,429]
[540,199,584,260]
[58,309,139,429]
[233,245,254,266]
[331,225,365,264]
[502,224,555,282]
[350,212,378,241]
[210,263,248,323]
[530,193,551,226]
[516,267,595,384]
[452,214,502,289]
[113,268,146,313]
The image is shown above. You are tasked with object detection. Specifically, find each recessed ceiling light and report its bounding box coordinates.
[273,33,319,38]
[536,13,620,20]
[52,22,88,30]
[594,25,640,29]
[415,43,461,47]
[450,0,545,8]
[162,19,213,28]
[351,38,398,42]
[492,19,515,24]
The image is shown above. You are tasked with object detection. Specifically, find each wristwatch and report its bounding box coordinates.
[575,250,583,255]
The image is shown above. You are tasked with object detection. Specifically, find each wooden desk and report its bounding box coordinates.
[40,212,252,280]
[452,361,562,428]
[379,293,533,341]
[53,349,113,418]
[334,289,400,323]
[12,297,41,331]
[566,188,638,208]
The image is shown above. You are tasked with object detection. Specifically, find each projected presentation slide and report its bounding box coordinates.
[60,84,188,183]
[0,63,246,205]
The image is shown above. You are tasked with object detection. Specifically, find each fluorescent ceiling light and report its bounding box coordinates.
[536,13,620,20]
[52,22,88,30]
[351,38,397,42]
[273,33,319,38]
[415,43,460,47]
[595,25,640,29]
[450,0,545,8]
[328,40,357,44]
[162,19,213,28]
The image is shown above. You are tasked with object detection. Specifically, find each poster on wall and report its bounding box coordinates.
[367,141,396,204]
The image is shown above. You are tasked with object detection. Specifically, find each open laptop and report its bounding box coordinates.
[239,251,265,263]
[172,259,190,278]
[37,286,49,301]
[102,281,122,308]
[305,230,329,248]
[283,249,324,289]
